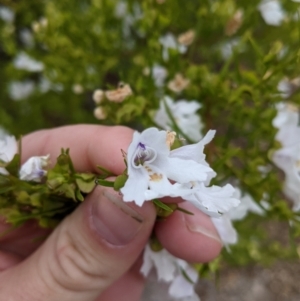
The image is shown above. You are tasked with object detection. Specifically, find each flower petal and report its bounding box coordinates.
[184,183,240,216]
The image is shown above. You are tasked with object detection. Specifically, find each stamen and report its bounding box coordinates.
[166,131,176,149]
[150,173,163,182]
[133,143,157,167]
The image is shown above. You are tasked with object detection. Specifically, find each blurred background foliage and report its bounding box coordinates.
[1,0,300,270]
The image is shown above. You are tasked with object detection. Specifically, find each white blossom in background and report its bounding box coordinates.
[93,107,106,120]
[19,29,34,48]
[143,64,168,88]
[159,33,187,61]
[141,245,199,300]
[0,134,18,175]
[121,128,240,216]
[39,76,51,93]
[13,52,44,72]
[220,38,241,59]
[32,17,48,33]
[277,77,300,99]
[93,89,104,104]
[258,0,285,26]
[0,6,14,23]
[154,96,203,141]
[38,76,64,93]
[115,1,143,39]
[278,78,293,99]
[272,102,299,129]
[72,84,84,94]
[272,103,300,210]
[19,155,50,182]
[8,80,35,100]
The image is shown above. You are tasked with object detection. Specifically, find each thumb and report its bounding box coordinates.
[0,186,156,301]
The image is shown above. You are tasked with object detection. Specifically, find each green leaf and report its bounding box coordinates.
[5,154,20,177]
[176,207,194,215]
[75,173,96,193]
[96,165,116,178]
[180,268,195,284]
[95,178,115,187]
[153,199,174,212]
[113,174,128,191]
[149,235,163,252]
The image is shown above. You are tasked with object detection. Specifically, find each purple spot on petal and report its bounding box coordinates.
[138,142,146,150]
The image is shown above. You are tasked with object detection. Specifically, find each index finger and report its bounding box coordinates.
[21,124,134,175]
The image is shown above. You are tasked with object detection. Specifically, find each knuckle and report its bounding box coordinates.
[49,224,109,293]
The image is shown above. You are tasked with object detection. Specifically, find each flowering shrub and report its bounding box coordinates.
[1,0,300,299]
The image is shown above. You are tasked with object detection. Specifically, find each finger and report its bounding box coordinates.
[0,250,22,271]
[0,186,156,301]
[0,220,51,257]
[21,125,134,174]
[97,258,145,301]
[155,202,222,263]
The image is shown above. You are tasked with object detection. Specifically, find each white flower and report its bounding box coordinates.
[182,183,240,217]
[13,52,44,72]
[31,17,48,33]
[0,134,18,175]
[39,76,51,93]
[273,149,300,210]
[8,80,35,100]
[277,78,300,99]
[19,155,50,182]
[211,187,263,246]
[228,188,264,221]
[143,64,168,88]
[159,33,187,61]
[141,245,199,300]
[0,6,14,23]
[72,84,84,94]
[92,89,104,104]
[121,128,241,216]
[121,128,214,206]
[273,102,299,130]
[272,103,300,210]
[220,38,240,59]
[258,0,285,26]
[93,107,106,120]
[154,96,203,141]
[115,1,127,18]
[115,1,143,39]
[19,29,34,48]
[211,215,238,246]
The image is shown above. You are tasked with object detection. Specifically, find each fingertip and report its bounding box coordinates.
[22,124,135,174]
[155,203,222,263]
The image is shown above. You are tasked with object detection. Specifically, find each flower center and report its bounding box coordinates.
[133,142,157,167]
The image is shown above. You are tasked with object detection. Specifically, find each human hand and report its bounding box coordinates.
[0,125,222,301]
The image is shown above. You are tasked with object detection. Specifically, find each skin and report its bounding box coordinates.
[0,125,222,301]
